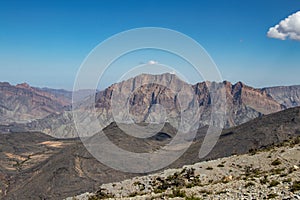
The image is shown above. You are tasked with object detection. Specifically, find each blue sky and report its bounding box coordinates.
[0,0,300,90]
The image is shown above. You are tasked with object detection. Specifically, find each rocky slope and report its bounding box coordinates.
[1,106,300,199]
[0,82,71,124]
[69,136,300,200]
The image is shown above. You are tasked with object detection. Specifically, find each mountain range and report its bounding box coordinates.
[0,82,71,125]
[1,73,300,138]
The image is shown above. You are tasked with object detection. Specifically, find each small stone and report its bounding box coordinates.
[294,194,300,199]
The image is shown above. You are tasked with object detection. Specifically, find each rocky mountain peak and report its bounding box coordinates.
[0,82,11,87]
[16,82,31,89]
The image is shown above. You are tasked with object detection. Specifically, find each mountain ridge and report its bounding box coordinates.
[0,82,71,124]
[1,73,300,138]
[23,74,287,138]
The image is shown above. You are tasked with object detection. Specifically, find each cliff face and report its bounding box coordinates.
[93,74,283,131]
[223,81,283,127]
[263,85,300,108]
[0,82,71,124]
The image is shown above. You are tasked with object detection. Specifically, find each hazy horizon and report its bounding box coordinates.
[2,71,300,92]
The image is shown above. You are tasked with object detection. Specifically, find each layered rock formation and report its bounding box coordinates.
[263,85,300,108]
[23,73,286,138]
[0,82,71,124]
[1,74,300,138]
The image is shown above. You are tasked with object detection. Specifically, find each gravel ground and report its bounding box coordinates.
[67,137,300,200]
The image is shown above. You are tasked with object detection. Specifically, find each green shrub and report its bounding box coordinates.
[269,180,280,187]
[260,175,268,184]
[199,189,212,194]
[129,192,138,197]
[169,189,186,197]
[288,167,296,174]
[271,159,281,166]
[216,190,227,194]
[267,193,278,198]
[185,196,202,200]
[270,168,284,175]
[291,181,300,192]
[245,182,255,187]
[248,148,257,155]
[283,178,292,183]
[153,188,164,194]
[88,188,113,199]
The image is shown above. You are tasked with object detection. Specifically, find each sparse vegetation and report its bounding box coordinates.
[283,178,292,183]
[243,166,262,178]
[270,168,284,175]
[153,188,164,194]
[88,188,114,199]
[128,192,138,197]
[288,167,296,174]
[74,133,300,200]
[291,181,300,192]
[248,148,258,155]
[199,189,212,194]
[260,175,269,184]
[245,182,255,187]
[269,180,280,187]
[216,190,227,194]
[267,193,278,198]
[280,173,288,177]
[271,158,281,166]
[185,196,202,200]
[169,189,186,198]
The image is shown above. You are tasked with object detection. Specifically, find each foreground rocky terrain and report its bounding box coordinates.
[1,107,300,199]
[68,136,300,200]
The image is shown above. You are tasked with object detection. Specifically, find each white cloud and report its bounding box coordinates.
[147,60,158,65]
[267,11,300,41]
